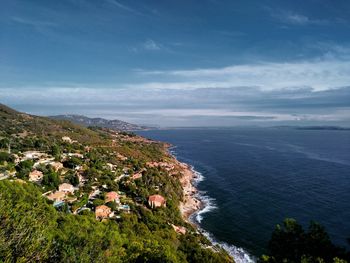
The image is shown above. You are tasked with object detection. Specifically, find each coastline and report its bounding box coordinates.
[165,146,203,222]
[167,146,256,263]
[178,162,203,221]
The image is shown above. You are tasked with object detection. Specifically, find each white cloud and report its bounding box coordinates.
[2,56,349,126]
[143,39,162,50]
[137,59,350,91]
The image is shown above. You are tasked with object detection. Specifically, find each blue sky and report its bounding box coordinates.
[1,0,350,126]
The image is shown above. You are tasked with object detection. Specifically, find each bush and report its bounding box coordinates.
[0,151,13,164]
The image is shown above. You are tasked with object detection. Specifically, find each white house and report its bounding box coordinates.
[59,183,75,194]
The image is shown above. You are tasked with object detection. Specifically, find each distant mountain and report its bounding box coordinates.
[272,125,350,131]
[295,126,350,131]
[50,114,151,131]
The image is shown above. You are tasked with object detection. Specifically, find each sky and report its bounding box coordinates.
[1,0,350,127]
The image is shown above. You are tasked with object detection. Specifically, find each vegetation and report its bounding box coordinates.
[0,103,233,262]
[260,218,350,263]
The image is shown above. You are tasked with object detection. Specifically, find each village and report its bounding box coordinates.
[0,104,237,262]
[0,134,187,235]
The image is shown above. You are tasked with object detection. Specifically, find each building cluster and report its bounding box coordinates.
[146,161,175,172]
[0,135,188,235]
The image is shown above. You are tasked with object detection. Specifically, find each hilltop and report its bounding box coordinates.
[50,114,152,131]
[0,103,233,262]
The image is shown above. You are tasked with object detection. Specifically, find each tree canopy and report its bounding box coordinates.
[260,218,350,263]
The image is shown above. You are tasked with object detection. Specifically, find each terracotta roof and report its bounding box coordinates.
[95,205,112,219]
[105,191,119,203]
[47,191,66,201]
[148,194,165,203]
[29,170,43,181]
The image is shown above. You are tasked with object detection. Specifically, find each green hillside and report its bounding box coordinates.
[0,104,233,263]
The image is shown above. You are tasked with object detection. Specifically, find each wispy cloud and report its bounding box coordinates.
[143,39,162,50]
[105,0,142,15]
[308,42,350,60]
[283,13,312,25]
[266,7,329,26]
[137,59,350,91]
[130,39,164,53]
[11,16,58,29]
[1,82,350,126]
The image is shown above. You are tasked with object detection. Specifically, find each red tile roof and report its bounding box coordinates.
[105,191,119,203]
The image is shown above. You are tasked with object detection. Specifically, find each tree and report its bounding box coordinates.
[63,156,82,169]
[92,199,104,207]
[106,201,117,211]
[64,171,79,186]
[0,181,57,261]
[15,160,34,179]
[42,170,60,189]
[0,138,10,150]
[50,144,61,160]
[0,151,13,164]
[260,218,350,263]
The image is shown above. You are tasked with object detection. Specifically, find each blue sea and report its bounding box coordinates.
[137,128,350,262]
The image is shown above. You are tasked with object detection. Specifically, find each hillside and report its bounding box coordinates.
[50,114,151,131]
[0,103,233,263]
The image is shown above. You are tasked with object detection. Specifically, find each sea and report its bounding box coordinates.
[137,127,350,263]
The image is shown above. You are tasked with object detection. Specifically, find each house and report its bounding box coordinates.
[84,146,91,152]
[89,188,101,199]
[132,168,146,180]
[106,163,116,171]
[95,205,112,219]
[117,153,127,161]
[50,162,63,172]
[171,224,187,235]
[68,153,84,158]
[62,136,72,143]
[132,172,142,180]
[148,194,166,208]
[146,161,174,171]
[47,191,66,202]
[105,191,120,203]
[59,183,75,194]
[33,157,55,168]
[22,151,45,161]
[29,170,44,182]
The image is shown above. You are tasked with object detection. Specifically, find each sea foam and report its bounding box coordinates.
[189,166,256,263]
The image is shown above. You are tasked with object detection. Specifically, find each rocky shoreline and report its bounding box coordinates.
[168,148,254,263]
[178,161,203,221]
[163,145,203,221]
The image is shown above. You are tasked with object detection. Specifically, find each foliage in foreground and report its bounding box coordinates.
[260,218,350,263]
[0,180,232,263]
